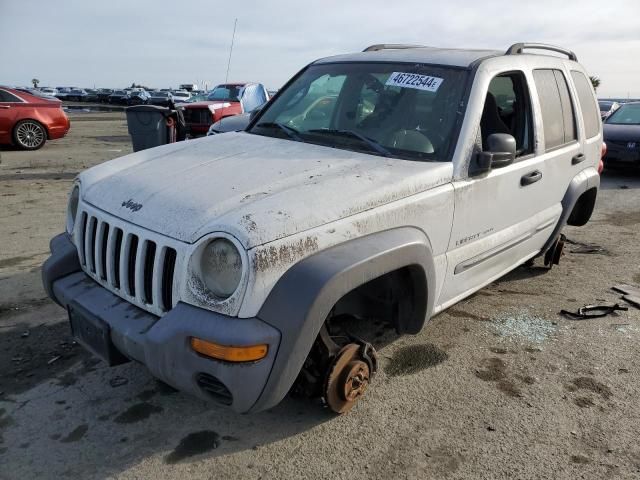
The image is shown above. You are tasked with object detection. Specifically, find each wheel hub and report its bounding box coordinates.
[323,342,377,414]
[343,360,370,402]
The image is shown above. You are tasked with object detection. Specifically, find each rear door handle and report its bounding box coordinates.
[521,170,542,186]
[0,105,10,109]
[572,153,585,165]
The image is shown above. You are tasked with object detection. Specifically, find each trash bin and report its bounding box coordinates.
[126,105,175,152]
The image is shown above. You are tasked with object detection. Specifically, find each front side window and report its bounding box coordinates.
[482,72,533,156]
[249,62,469,162]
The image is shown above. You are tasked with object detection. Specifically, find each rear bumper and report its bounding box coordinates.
[43,233,281,413]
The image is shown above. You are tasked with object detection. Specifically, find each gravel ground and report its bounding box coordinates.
[1,112,640,479]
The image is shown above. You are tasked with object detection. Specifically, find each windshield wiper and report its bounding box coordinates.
[307,129,391,157]
[255,122,302,141]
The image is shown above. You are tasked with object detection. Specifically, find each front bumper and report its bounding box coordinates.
[42,233,281,413]
[604,145,640,165]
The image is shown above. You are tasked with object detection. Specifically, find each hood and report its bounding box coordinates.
[80,133,452,247]
[603,123,640,142]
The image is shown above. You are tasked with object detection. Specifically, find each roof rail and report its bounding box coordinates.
[363,44,427,52]
[506,43,577,61]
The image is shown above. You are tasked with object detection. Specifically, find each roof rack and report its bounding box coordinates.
[362,44,427,52]
[506,43,577,61]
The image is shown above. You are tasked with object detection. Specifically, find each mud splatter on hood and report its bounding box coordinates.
[80,132,453,247]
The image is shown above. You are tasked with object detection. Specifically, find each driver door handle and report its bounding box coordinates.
[521,170,542,186]
[0,105,10,109]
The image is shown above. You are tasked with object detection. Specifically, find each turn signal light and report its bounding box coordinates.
[190,337,268,363]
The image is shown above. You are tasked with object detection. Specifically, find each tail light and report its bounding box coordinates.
[598,142,606,174]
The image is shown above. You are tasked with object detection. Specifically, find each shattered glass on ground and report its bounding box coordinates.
[490,309,556,344]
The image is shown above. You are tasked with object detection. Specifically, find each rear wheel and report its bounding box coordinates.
[13,120,47,150]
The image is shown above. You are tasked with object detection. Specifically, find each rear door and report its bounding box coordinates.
[0,89,21,142]
[531,68,583,207]
[440,69,561,307]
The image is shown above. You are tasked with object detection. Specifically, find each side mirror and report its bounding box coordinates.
[474,133,517,173]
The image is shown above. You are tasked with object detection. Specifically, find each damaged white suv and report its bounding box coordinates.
[44,43,603,413]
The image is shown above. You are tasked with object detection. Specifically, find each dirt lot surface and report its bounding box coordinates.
[1,112,640,479]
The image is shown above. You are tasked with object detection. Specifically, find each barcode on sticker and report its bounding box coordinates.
[385,72,443,92]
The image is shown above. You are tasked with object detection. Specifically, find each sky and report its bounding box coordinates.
[1,0,639,98]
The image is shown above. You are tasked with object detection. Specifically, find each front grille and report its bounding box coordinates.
[183,107,212,125]
[77,209,180,315]
[608,139,638,149]
[196,373,233,405]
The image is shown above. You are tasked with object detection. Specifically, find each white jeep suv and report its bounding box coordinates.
[43,43,603,414]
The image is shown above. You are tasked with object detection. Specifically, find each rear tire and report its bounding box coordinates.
[13,120,47,150]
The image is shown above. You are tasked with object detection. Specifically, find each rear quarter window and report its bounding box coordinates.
[571,71,601,139]
[0,89,23,102]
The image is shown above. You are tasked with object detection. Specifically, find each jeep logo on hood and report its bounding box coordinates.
[121,199,143,212]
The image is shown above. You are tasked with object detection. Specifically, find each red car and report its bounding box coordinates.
[181,83,269,136]
[0,86,71,150]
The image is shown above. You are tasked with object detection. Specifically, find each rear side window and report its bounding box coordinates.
[533,69,577,150]
[0,89,23,102]
[571,71,601,138]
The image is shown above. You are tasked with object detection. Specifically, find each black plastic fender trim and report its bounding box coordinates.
[252,227,436,412]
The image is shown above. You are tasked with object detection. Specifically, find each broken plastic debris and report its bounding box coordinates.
[109,376,128,387]
[560,303,627,320]
[47,355,61,365]
[612,284,640,296]
[623,295,640,309]
[565,238,607,255]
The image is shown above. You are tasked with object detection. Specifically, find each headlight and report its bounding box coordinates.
[66,185,80,234]
[200,238,242,298]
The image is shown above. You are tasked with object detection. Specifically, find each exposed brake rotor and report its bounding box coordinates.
[323,342,378,414]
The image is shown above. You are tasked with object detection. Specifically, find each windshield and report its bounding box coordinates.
[113,91,126,95]
[248,62,468,161]
[207,85,243,102]
[606,103,640,125]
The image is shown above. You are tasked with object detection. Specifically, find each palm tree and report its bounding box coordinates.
[589,76,601,92]
[31,78,39,88]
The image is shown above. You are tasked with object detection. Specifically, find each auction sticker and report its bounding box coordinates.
[385,72,443,92]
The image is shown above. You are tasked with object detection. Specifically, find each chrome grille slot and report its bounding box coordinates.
[127,234,139,297]
[78,212,88,266]
[143,240,156,304]
[85,216,97,273]
[76,207,182,316]
[161,248,177,311]
[112,228,123,289]
[98,222,109,281]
